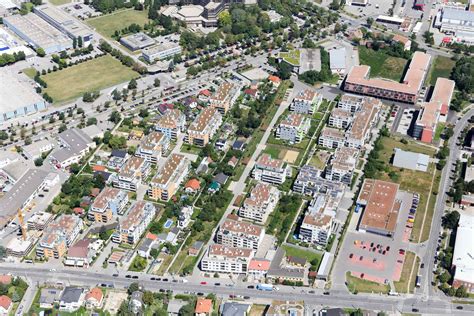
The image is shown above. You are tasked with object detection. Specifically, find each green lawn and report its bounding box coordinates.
[262,145,282,159]
[358,46,407,82]
[434,123,446,142]
[22,67,37,79]
[87,9,150,38]
[279,49,301,66]
[394,251,418,293]
[282,245,322,267]
[346,272,390,294]
[42,55,139,104]
[427,56,455,85]
[49,0,71,5]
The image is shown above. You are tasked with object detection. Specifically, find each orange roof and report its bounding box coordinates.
[268,75,281,83]
[185,178,201,190]
[0,275,11,285]
[85,287,103,302]
[200,89,211,96]
[249,259,271,271]
[93,165,106,172]
[0,295,12,310]
[146,232,158,240]
[195,298,213,313]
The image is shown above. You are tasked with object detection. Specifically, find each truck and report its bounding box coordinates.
[256,284,273,291]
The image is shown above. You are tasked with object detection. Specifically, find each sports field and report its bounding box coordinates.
[87,9,150,38]
[42,55,139,104]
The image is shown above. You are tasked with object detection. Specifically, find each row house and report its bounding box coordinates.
[112,201,156,245]
[239,182,280,224]
[209,82,236,114]
[325,147,359,186]
[36,214,83,259]
[290,89,322,115]
[216,215,265,250]
[135,131,169,164]
[148,154,190,201]
[112,157,151,192]
[186,107,223,147]
[155,109,186,141]
[318,127,345,149]
[200,244,254,274]
[88,187,129,223]
[276,113,311,144]
[252,154,292,185]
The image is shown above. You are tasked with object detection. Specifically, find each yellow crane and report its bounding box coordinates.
[17,208,27,241]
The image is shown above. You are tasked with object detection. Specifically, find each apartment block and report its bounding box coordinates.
[337,94,365,113]
[345,98,381,148]
[239,182,280,224]
[326,147,359,185]
[209,82,235,114]
[135,131,169,164]
[252,154,291,185]
[186,107,223,147]
[328,108,353,129]
[290,89,322,115]
[200,244,253,274]
[36,215,83,259]
[148,154,190,201]
[216,215,265,250]
[88,187,129,223]
[293,165,345,196]
[276,113,311,144]
[112,157,150,192]
[155,109,186,140]
[318,127,345,149]
[112,201,156,245]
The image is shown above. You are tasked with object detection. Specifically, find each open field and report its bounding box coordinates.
[358,47,407,82]
[87,9,150,38]
[42,55,139,103]
[282,244,322,266]
[427,56,455,86]
[49,0,71,5]
[346,272,391,294]
[394,251,419,293]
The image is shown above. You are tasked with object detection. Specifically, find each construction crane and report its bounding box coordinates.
[17,208,27,241]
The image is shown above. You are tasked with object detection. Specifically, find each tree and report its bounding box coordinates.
[150,248,159,259]
[439,271,451,283]
[452,57,474,94]
[77,36,83,48]
[153,78,161,87]
[73,37,77,49]
[367,17,374,27]
[36,47,46,57]
[178,302,195,316]
[128,78,138,90]
[455,285,468,298]
[276,61,293,80]
[329,0,341,10]
[34,157,43,166]
[143,290,154,306]
[87,117,97,126]
[128,282,140,295]
[442,211,460,230]
[109,110,121,124]
[58,124,67,133]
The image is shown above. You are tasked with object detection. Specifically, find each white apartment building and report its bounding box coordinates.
[135,131,169,164]
[239,182,280,224]
[328,108,353,129]
[155,109,186,140]
[337,94,364,113]
[276,113,311,144]
[88,187,129,222]
[178,206,193,229]
[112,201,156,245]
[200,244,253,274]
[326,147,359,185]
[148,153,190,201]
[318,127,345,149]
[186,107,223,147]
[112,157,151,192]
[345,98,381,149]
[216,215,265,250]
[252,154,291,185]
[290,89,322,115]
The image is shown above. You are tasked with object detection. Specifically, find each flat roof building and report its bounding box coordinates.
[452,211,474,293]
[329,47,347,75]
[357,179,401,237]
[3,13,72,54]
[392,148,429,172]
[142,41,182,63]
[120,32,155,51]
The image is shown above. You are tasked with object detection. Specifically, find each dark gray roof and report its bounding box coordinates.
[442,8,474,23]
[40,288,62,305]
[58,128,92,152]
[111,149,127,158]
[232,140,245,150]
[192,241,204,250]
[287,256,307,266]
[220,302,251,316]
[138,238,153,252]
[213,172,229,185]
[267,248,305,279]
[60,287,83,304]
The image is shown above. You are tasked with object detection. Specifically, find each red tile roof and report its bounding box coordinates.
[85,287,103,303]
[249,259,271,271]
[195,298,213,314]
[185,178,201,190]
[0,295,12,310]
[0,275,11,285]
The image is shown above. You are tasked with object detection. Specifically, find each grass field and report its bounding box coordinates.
[282,245,323,266]
[358,46,407,82]
[427,56,455,86]
[49,0,71,5]
[87,9,150,38]
[42,55,139,104]
[346,272,391,294]
[22,67,37,79]
[279,49,301,66]
[434,123,446,142]
[394,251,419,293]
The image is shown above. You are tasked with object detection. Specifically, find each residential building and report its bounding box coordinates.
[337,94,364,113]
[186,107,223,146]
[239,182,280,224]
[392,148,429,172]
[293,165,345,197]
[452,212,474,293]
[328,108,353,129]
[290,89,322,115]
[220,302,251,316]
[155,109,186,140]
[129,291,144,314]
[392,34,412,50]
[85,288,103,309]
[267,248,305,283]
[326,147,359,185]
[276,113,311,144]
[209,82,235,114]
[135,131,170,163]
[36,215,83,259]
[88,187,128,222]
[200,244,254,274]
[195,298,213,316]
[39,288,62,309]
[0,295,12,315]
[178,206,193,228]
[185,178,201,194]
[65,238,103,267]
[112,157,151,192]
[248,258,271,278]
[112,201,156,245]
[59,287,84,312]
[27,212,54,231]
[148,153,190,201]
[216,215,265,250]
[356,179,401,237]
[345,97,381,148]
[252,154,291,185]
[50,128,95,169]
[344,51,431,103]
[22,139,54,160]
[318,127,345,149]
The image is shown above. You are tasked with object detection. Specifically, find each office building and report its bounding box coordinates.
[50,128,95,169]
[120,32,155,51]
[142,42,182,63]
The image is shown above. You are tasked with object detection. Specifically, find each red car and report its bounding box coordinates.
[200,281,207,285]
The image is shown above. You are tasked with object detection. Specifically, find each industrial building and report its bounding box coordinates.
[452,212,474,293]
[0,71,47,122]
[436,8,474,43]
[34,5,93,42]
[3,13,72,54]
[392,148,429,172]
